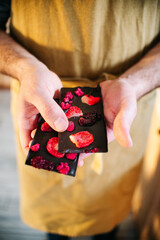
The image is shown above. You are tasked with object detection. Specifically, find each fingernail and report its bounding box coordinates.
[54,117,68,131]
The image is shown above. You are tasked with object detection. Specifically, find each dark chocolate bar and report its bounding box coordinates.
[58,85,108,153]
[25,100,79,177]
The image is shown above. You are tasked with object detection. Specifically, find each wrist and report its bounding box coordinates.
[17,57,48,82]
[119,48,160,100]
[117,76,141,100]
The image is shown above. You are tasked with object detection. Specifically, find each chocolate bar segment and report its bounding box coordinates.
[58,85,108,153]
[25,100,79,177]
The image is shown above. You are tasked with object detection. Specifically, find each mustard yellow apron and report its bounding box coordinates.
[10,0,160,236]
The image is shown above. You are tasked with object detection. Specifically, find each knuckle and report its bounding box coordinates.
[43,105,53,117]
[42,105,58,122]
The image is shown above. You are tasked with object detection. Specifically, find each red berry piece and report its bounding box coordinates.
[41,122,52,132]
[65,92,73,100]
[31,156,54,171]
[30,143,40,152]
[43,160,54,171]
[78,112,101,126]
[69,131,94,148]
[63,97,70,103]
[74,87,84,97]
[31,156,45,169]
[84,150,89,153]
[61,102,71,110]
[90,148,99,153]
[57,162,70,174]
[47,137,65,158]
[66,121,75,132]
[66,106,83,119]
[81,95,101,105]
[66,153,77,160]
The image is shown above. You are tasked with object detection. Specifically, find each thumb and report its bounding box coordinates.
[113,100,137,148]
[34,93,68,132]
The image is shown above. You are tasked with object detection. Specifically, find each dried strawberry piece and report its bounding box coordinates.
[81,95,101,105]
[57,162,70,174]
[90,148,99,153]
[30,143,40,151]
[66,121,75,132]
[69,131,94,148]
[41,122,52,132]
[66,153,77,160]
[66,106,83,119]
[74,88,84,97]
[61,102,71,110]
[78,112,101,126]
[31,156,45,169]
[65,92,73,100]
[47,137,65,158]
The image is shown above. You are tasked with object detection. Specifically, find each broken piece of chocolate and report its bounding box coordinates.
[58,85,108,153]
[25,100,79,177]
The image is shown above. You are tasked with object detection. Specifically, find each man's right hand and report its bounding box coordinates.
[17,61,68,155]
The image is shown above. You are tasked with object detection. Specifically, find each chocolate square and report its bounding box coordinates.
[58,85,108,153]
[25,100,79,177]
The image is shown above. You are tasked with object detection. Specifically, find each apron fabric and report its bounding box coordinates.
[10,0,160,236]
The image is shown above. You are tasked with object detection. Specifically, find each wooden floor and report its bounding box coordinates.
[0,89,139,240]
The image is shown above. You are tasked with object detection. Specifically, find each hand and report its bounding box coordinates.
[100,79,137,148]
[17,61,68,155]
[77,78,138,167]
[18,61,90,167]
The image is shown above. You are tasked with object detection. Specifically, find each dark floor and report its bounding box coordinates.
[0,89,139,240]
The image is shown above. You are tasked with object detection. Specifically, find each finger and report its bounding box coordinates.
[78,158,84,167]
[21,128,36,155]
[18,113,39,156]
[31,128,37,138]
[29,140,32,148]
[113,100,137,148]
[19,129,32,156]
[106,127,115,144]
[78,153,92,167]
[34,94,68,132]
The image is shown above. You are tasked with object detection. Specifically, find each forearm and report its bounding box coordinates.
[120,42,160,99]
[0,30,43,81]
